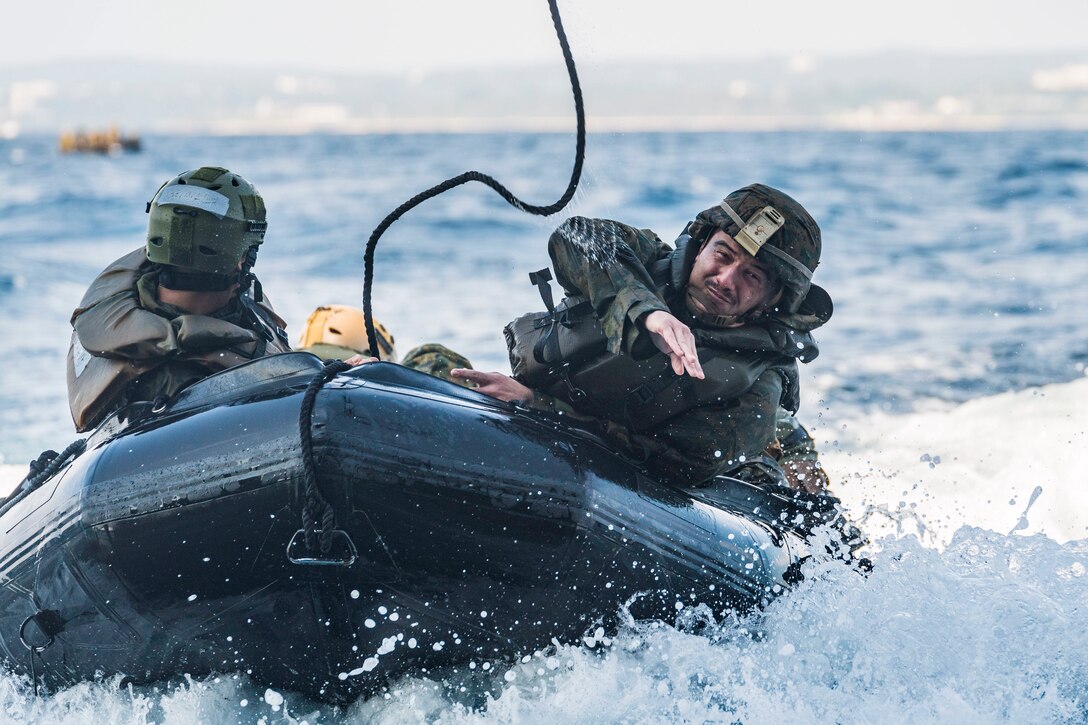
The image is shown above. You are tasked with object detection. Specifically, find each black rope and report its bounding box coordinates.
[21,439,85,490]
[29,647,38,697]
[1,439,87,517]
[298,359,352,555]
[362,0,586,356]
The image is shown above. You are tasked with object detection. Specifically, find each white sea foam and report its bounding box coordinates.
[0,465,25,497]
[823,376,1088,545]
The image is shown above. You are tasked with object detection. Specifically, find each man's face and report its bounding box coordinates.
[685,231,779,319]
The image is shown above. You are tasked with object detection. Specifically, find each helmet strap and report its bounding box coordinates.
[158,266,234,292]
[719,200,812,283]
[690,310,745,328]
[685,283,784,329]
[239,245,262,302]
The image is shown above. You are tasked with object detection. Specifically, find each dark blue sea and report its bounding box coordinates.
[0,131,1086,722]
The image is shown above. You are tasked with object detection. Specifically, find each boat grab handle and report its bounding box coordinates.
[287,529,358,567]
[19,612,59,653]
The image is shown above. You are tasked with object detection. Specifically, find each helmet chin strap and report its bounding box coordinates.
[158,245,264,303]
[238,245,263,302]
[685,288,744,328]
[690,310,745,328]
[157,266,234,292]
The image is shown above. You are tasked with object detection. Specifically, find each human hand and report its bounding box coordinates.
[450,369,534,403]
[641,311,704,379]
[343,354,379,366]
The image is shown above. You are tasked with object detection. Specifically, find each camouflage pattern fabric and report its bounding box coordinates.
[528,216,827,488]
[297,342,362,361]
[547,217,673,357]
[401,343,475,388]
[768,408,833,493]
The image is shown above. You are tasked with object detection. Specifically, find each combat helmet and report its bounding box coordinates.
[146,166,267,290]
[686,183,831,321]
[298,305,398,360]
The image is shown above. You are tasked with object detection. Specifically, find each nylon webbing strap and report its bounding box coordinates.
[529,268,556,312]
[718,200,747,230]
[529,268,560,365]
[374,328,394,356]
[627,365,679,408]
[759,242,813,281]
[718,200,812,281]
[533,323,559,365]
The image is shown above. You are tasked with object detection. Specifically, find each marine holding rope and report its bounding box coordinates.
[452,184,833,492]
[66,167,291,432]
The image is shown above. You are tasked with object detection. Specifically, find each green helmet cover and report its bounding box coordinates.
[688,183,826,316]
[145,166,267,276]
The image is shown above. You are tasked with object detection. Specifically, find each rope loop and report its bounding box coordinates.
[298,359,352,555]
[362,0,585,355]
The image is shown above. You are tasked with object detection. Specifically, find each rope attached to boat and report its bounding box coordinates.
[22,439,86,490]
[361,0,586,356]
[0,439,87,518]
[298,359,352,555]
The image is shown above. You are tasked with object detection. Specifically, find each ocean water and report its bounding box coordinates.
[0,131,1086,722]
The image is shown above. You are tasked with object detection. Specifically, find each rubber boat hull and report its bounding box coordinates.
[0,354,816,701]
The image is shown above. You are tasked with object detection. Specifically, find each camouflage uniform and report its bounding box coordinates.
[772,409,830,493]
[523,218,829,490]
[297,343,364,361]
[297,339,476,388]
[400,344,475,388]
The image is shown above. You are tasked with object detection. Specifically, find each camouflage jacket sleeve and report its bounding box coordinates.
[548,217,674,355]
[531,367,783,486]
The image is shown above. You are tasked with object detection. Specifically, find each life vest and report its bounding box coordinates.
[66,249,290,432]
[504,243,815,433]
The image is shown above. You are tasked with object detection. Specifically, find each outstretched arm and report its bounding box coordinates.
[641,310,704,379]
[449,368,533,403]
[548,217,673,356]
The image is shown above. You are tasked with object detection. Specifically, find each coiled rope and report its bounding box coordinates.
[298,360,352,554]
[361,0,586,355]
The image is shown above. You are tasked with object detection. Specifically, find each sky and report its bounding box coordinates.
[2,0,1087,74]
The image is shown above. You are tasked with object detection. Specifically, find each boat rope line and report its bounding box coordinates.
[0,439,87,518]
[361,0,586,356]
[20,608,63,697]
[298,359,352,555]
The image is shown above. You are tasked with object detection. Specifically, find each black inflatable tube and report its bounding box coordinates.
[0,353,812,701]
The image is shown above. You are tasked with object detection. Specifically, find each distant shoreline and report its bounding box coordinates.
[5,52,1088,138]
[170,116,1088,135]
[6,122,1088,140]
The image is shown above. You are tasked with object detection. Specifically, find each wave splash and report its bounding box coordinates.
[1,525,1084,724]
[360,529,1087,724]
[1,380,1085,723]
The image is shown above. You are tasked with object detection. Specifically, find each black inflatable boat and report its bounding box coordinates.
[0,353,838,701]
